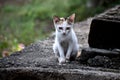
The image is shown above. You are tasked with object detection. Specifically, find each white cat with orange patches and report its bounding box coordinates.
[53,13,79,65]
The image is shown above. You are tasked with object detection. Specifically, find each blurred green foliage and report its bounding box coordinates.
[0,0,120,57]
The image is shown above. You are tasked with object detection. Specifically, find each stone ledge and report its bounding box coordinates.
[80,48,120,69]
[0,67,120,80]
[80,48,120,61]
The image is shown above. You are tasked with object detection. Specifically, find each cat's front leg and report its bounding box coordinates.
[70,44,79,60]
[57,43,66,65]
[53,43,59,58]
[66,44,73,62]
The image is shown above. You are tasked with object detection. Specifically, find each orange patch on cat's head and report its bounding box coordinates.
[54,17,66,24]
[58,17,65,24]
[53,13,75,25]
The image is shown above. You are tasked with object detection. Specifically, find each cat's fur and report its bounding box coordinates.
[53,14,79,65]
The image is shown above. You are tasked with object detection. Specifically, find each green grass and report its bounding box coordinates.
[0,0,71,57]
[0,0,120,57]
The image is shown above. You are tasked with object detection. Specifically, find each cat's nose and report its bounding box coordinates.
[63,32,66,35]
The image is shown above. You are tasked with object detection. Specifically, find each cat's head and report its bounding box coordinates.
[53,13,75,36]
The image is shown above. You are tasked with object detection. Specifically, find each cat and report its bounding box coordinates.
[53,13,80,65]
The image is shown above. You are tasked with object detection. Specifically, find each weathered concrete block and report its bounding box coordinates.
[88,6,120,49]
[80,48,120,62]
[80,48,120,69]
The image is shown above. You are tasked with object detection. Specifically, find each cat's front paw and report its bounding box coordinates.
[58,58,66,65]
[66,58,70,63]
[66,56,70,62]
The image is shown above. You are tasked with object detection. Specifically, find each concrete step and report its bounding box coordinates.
[88,5,120,49]
[0,67,120,80]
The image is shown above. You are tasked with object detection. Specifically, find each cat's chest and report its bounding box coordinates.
[60,37,69,43]
[61,41,69,46]
[59,34,72,42]
[60,41,69,52]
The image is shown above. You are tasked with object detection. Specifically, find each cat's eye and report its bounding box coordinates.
[59,27,63,30]
[66,27,70,30]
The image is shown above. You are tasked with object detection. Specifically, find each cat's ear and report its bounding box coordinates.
[68,13,75,23]
[53,16,60,23]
